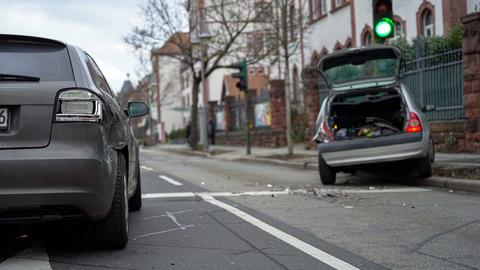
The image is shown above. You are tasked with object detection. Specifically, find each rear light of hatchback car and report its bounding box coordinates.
[316,122,335,143]
[55,89,103,122]
[405,112,423,133]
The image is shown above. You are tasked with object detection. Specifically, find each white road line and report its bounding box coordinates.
[198,194,359,270]
[143,192,195,199]
[0,242,52,270]
[142,187,430,200]
[308,187,431,194]
[140,165,154,171]
[158,175,183,186]
[142,190,289,199]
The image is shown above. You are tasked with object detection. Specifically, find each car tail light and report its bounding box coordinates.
[405,112,423,133]
[55,89,103,122]
[320,122,335,142]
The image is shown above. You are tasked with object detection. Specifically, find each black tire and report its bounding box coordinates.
[93,153,129,249]
[129,161,142,212]
[318,155,336,185]
[417,139,434,178]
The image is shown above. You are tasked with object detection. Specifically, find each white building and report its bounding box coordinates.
[151,33,190,142]
[184,0,470,129]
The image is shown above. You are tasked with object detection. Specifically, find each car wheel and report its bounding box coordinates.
[129,161,142,212]
[318,154,336,185]
[93,153,129,249]
[417,141,433,178]
[429,137,435,163]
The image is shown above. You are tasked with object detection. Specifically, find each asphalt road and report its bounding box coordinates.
[1,148,480,270]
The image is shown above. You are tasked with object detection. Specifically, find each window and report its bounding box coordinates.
[292,66,299,102]
[84,52,114,97]
[335,0,341,7]
[363,32,372,46]
[0,41,74,82]
[247,32,270,56]
[394,21,402,38]
[310,0,327,20]
[423,10,434,37]
[289,2,296,41]
[255,1,273,22]
[321,0,327,15]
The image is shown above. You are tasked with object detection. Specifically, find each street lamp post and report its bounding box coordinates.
[191,23,213,152]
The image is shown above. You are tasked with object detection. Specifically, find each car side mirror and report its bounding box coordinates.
[127,102,149,118]
[422,104,436,113]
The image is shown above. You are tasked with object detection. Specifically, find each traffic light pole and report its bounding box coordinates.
[244,89,251,155]
[231,59,251,155]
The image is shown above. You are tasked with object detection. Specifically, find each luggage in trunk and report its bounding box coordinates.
[328,89,406,140]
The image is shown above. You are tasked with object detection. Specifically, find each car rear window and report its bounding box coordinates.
[0,40,74,81]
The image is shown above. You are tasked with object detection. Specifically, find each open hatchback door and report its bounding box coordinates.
[317,45,402,92]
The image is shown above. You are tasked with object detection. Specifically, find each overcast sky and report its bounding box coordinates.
[0,0,146,92]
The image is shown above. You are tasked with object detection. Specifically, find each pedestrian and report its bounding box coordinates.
[185,121,191,146]
[208,119,216,145]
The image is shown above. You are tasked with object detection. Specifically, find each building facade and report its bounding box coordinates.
[151,33,191,142]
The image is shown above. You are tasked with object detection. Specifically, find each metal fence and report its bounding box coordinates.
[316,47,464,122]
[401,48,464,121]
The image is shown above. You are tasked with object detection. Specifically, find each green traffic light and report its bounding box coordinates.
[375,18,394,38]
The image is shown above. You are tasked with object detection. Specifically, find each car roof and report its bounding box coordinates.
[0,34,67,47]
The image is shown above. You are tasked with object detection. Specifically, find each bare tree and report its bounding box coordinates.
[254,0,310,155]
[125,0,274,149]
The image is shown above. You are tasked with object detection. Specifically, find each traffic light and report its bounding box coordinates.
[231,60,248,92]
[373,0,394,40]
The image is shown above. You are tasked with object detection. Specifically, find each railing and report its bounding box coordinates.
[401,48,464,121]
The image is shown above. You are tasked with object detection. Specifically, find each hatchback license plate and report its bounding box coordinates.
[0,108,8,129]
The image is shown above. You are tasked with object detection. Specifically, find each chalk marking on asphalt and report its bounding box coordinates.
[198,193,359,270]
[143,209,195,220]
[133,225,195,239]
[140,165,154,171]
[166,211,186,230]
[158,175,183,186]
[0,242,52,270]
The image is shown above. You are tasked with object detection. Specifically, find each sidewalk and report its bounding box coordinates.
[150,143,480,193]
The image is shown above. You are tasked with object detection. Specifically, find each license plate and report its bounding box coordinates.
[0,108,8,130]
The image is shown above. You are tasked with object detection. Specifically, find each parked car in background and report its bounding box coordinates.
[314,46,435,185]
[0,34,149,249]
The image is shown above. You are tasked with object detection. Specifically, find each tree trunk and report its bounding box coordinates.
[190,79,200,149]
[282,3,294,155]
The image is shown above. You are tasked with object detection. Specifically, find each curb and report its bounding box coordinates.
[151,147,480,193]
[416,177,480,193]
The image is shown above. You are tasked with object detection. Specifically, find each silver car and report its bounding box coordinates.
[0,34,148,249]
[314,46,435,185]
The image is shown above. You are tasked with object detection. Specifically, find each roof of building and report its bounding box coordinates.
[119,79,135,94]
[152,32,190,56]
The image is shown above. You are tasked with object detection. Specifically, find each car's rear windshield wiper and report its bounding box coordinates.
[0,73,40,82]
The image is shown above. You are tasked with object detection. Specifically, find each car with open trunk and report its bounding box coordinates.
[314,45,435,185]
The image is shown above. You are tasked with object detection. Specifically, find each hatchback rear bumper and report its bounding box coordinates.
[0,123,117,222]
[318,132,428,167]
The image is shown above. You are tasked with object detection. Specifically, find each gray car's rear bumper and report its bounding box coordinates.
[0,123,117,222]
[318,132,428,167]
